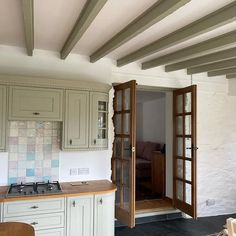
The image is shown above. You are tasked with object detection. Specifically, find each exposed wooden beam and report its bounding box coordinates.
[187,58,236,74]
[61,0,107,59]
[226,74,236,79]
[165,47,236,72]
[90,0,190,63]
[208,67,236,77]
[117,1,236,67]
[142,30,236,69]
[22,0,34,56]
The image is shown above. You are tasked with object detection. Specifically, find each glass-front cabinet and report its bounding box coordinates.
[90,92,109,148]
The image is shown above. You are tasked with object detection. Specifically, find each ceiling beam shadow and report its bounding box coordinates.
[165,47,236,72]
[90,0,190,63]
[208,67,236,77]
[187,58,236,74]
[142,30,236,70]
[61,0,107,59]
[22,0,34,56]
[226,74,236,79]
[117,1,236,67]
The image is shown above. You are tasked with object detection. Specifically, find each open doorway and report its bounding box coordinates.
[135,90,173,213]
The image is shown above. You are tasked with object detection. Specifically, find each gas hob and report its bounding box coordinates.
[6,181,62,197]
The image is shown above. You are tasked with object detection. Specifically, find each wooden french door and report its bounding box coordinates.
[173,85,197,218]
[112,80,136,228]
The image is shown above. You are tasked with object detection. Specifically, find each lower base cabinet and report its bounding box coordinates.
[67,193,115,236]
[36,228,65,236]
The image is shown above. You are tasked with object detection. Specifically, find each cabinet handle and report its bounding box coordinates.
[72,201,76,207]
[31,222,38,225]
[99,198,103,205]
[33,112,40,115]
[69,139,72,145]
[30,206,39,209]
[94,139,96,145]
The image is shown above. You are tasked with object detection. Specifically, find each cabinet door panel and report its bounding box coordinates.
[64,90,89,149]
[36,228,64,236]
[0,86,7,150]
[9,86,63,121]
[94,193,115,236]
[90,92,108,148]
[67,196,93,236]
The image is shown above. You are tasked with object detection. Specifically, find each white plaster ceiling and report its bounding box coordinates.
[0,0,235,63]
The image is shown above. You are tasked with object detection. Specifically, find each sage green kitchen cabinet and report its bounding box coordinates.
[9,86,63,121]
[0,86,7,151]
[94,193,115,236]
[63,90,89,149]
[67,195,93,236]
[89,92,108,148]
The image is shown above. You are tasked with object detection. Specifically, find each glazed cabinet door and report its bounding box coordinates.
[94,193,115,236]
[0,86,7,150]
[89,92,108,148]
[63,90,89,149]
[67,196,93,236]
[9,86,63,121]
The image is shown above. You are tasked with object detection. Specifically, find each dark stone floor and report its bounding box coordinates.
[115,214,236,236]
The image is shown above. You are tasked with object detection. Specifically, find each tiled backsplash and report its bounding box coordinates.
[8,121,60,184]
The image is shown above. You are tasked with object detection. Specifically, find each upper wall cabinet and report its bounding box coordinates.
[9,86,63,121]
[0,86,7,150]
[89,92,108,149]
[63,90,89,149]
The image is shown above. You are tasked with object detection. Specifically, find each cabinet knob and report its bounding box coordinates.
[30,205,39,209]
[31,222,38,226]
[69,139,72,145]
[33,112,40,115]
[99,198,103,205]
[72,201,76,207]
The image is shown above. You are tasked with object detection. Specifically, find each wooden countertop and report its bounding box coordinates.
[0,180,116,202]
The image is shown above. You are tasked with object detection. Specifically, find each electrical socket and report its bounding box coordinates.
[70,168,78,176]
[78,168,89,175]
[206,199,215,206]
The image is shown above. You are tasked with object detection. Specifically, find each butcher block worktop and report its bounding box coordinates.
[0,180,116,202]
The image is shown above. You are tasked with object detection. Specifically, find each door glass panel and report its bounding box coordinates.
[116,159,121,184]
[177,180,183,201]
[98,129,106,139]
[177,116,183,135]
[177,95,183,114]
[185,137,192,158]
[114,138,122,158]
[185,160,192,181]
[123,138,131,160]
[123,161,130,186]
[123,187,130,211]
[115,114,122,134]
[185,183,192,205]
[185,92,191,113]
[177,159,183,179]
[124,88,130,110]
[123,113,130,135]
[185,115,191,135]
[98,112,107,128]
[116,90,122,111]
[177,137,183,156]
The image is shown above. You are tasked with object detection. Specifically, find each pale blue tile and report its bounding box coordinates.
[51,160,59,168]
[26,169,35,177]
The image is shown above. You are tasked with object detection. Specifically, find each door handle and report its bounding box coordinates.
[99,198,103,205]
[31,222,38,226]
[33,112,40,115]
[72,201,76,207]
[69,139,72,145]
[94,139,96,145]
[186,147,198,150]
[30,205,39,209]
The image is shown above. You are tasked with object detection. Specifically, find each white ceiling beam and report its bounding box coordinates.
[226,74,236,79]
[117,1,236,67]
[61,0,107,59]
[208,67,236,77]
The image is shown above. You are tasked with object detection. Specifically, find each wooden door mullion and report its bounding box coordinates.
[183,94,186,203]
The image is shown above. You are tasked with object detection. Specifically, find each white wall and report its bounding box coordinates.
[142,97,166,143]
[0,46,236,217]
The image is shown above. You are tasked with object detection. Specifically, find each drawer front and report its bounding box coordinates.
[4,198,65,217]
[9,86,63,121]
[4,212,64,231]
[36,228,64,236]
